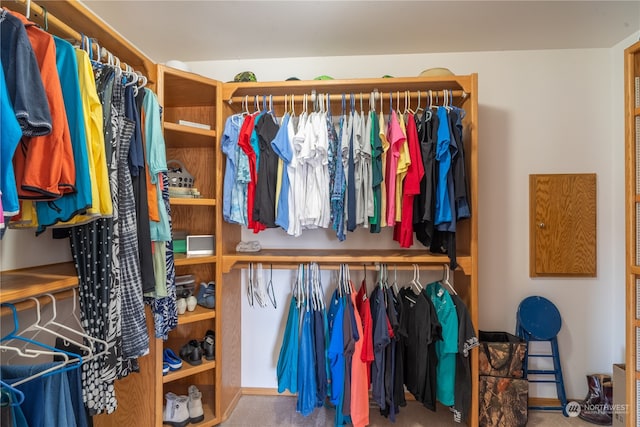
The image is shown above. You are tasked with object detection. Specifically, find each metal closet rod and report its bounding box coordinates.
[10,0,143,76]
[236,262,455,271]
[0,288,76,316]
[227,89,468,106]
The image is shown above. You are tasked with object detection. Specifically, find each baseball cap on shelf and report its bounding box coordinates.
[419,67,454,77]
[286,77,300,81]
[313,75,334,80]
[381,74,394,78]
[234,71,257,82]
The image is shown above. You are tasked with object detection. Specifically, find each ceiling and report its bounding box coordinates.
[81,1,640,64]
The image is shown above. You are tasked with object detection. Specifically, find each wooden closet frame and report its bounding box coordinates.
[624,39,640,427]
[0,1,479,426]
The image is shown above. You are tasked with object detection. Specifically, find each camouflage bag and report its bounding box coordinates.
[478,331,526,378]
[479,375,528,427]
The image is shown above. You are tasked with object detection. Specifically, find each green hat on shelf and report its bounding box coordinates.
[234,71,257,82]
[314,75,334,80]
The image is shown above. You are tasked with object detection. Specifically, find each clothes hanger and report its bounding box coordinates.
[0,345,71,387]
[266,264,276,309]
[441,264,457,295]
[0,380,25,406]
[415,91,423,114]
[392,264,399,295]
[0,303,82,385]
[247,262,254,308]
[411,264,423,292]
[16,295,93,360]
[66,290,109,360]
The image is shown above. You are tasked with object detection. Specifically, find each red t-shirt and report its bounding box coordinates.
[394,113,424,247]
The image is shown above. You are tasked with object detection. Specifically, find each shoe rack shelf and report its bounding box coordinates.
[178,307,216,325]
[156,65,222,427]
[163,359,217,384]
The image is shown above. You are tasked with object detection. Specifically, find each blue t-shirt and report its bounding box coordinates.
[271,113,292,230]
[435,107,452,226]
[327,289,345,405]
[221,114,243,222]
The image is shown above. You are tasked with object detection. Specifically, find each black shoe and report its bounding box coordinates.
[179,340,202,366]
[201,335,215,361]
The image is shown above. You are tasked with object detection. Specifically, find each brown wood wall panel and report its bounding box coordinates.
[530,174,596,277]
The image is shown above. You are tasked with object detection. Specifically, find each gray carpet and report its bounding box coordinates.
[220,395,594,426]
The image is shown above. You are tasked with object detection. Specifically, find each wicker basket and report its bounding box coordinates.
[167,159,195,188]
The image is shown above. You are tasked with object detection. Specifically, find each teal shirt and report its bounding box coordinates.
[426,282,459,406]
[142,91,170,242]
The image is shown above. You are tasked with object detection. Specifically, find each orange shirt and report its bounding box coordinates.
[10,10,75,200]
[139,107,160,222]
[350,290,370,427]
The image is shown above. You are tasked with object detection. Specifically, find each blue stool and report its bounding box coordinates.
[516,296,568,416]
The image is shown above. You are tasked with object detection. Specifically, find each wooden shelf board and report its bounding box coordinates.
[174,254,217,267]
[169,198,216,206]
[221,249,470,274]
[0,262,77,304]
[630,265,640,275]
[635,106,640,116]
[177,306,216,325]
[190,400,216,426]
[222,75,475,101]
[159,65,218,107]
[164,122,216,148]
[163,359,216,383]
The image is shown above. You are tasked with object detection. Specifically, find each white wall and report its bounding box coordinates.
[188,43,637,399]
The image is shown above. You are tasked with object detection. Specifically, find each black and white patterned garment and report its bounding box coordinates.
[148,172,178,339]
[112,76,149,360]
[66,63,122,416]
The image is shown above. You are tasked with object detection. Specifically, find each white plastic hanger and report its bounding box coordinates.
[20,295,93,358]
[441,264,457,295]
[66,289,109,361]
[411,264,423,292]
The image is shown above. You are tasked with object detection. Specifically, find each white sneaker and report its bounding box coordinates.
[186,295,198,312]
[176,298,187,315]
[188,385,204,423]
[163,392,190,427]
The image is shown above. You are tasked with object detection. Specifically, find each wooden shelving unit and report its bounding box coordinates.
[625,39,640,427]
[219,74,479,426]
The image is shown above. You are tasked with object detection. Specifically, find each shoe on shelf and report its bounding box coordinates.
[162,362,170,376]
[186,295,198,312]
[201,334,215,361]
[163,392,190,427]
[163,348,183,371]
[179,340,203,366]
[188,385,204,423]
[176,298,187,315]
[196,282,215,309]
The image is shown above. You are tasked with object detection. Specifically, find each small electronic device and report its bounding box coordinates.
[186,235,215,256]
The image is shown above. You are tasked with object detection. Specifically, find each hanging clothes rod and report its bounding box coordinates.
[0,288,76,316]
[232,262,458,272]
[227,89,468,106]
[8,0,148,78]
